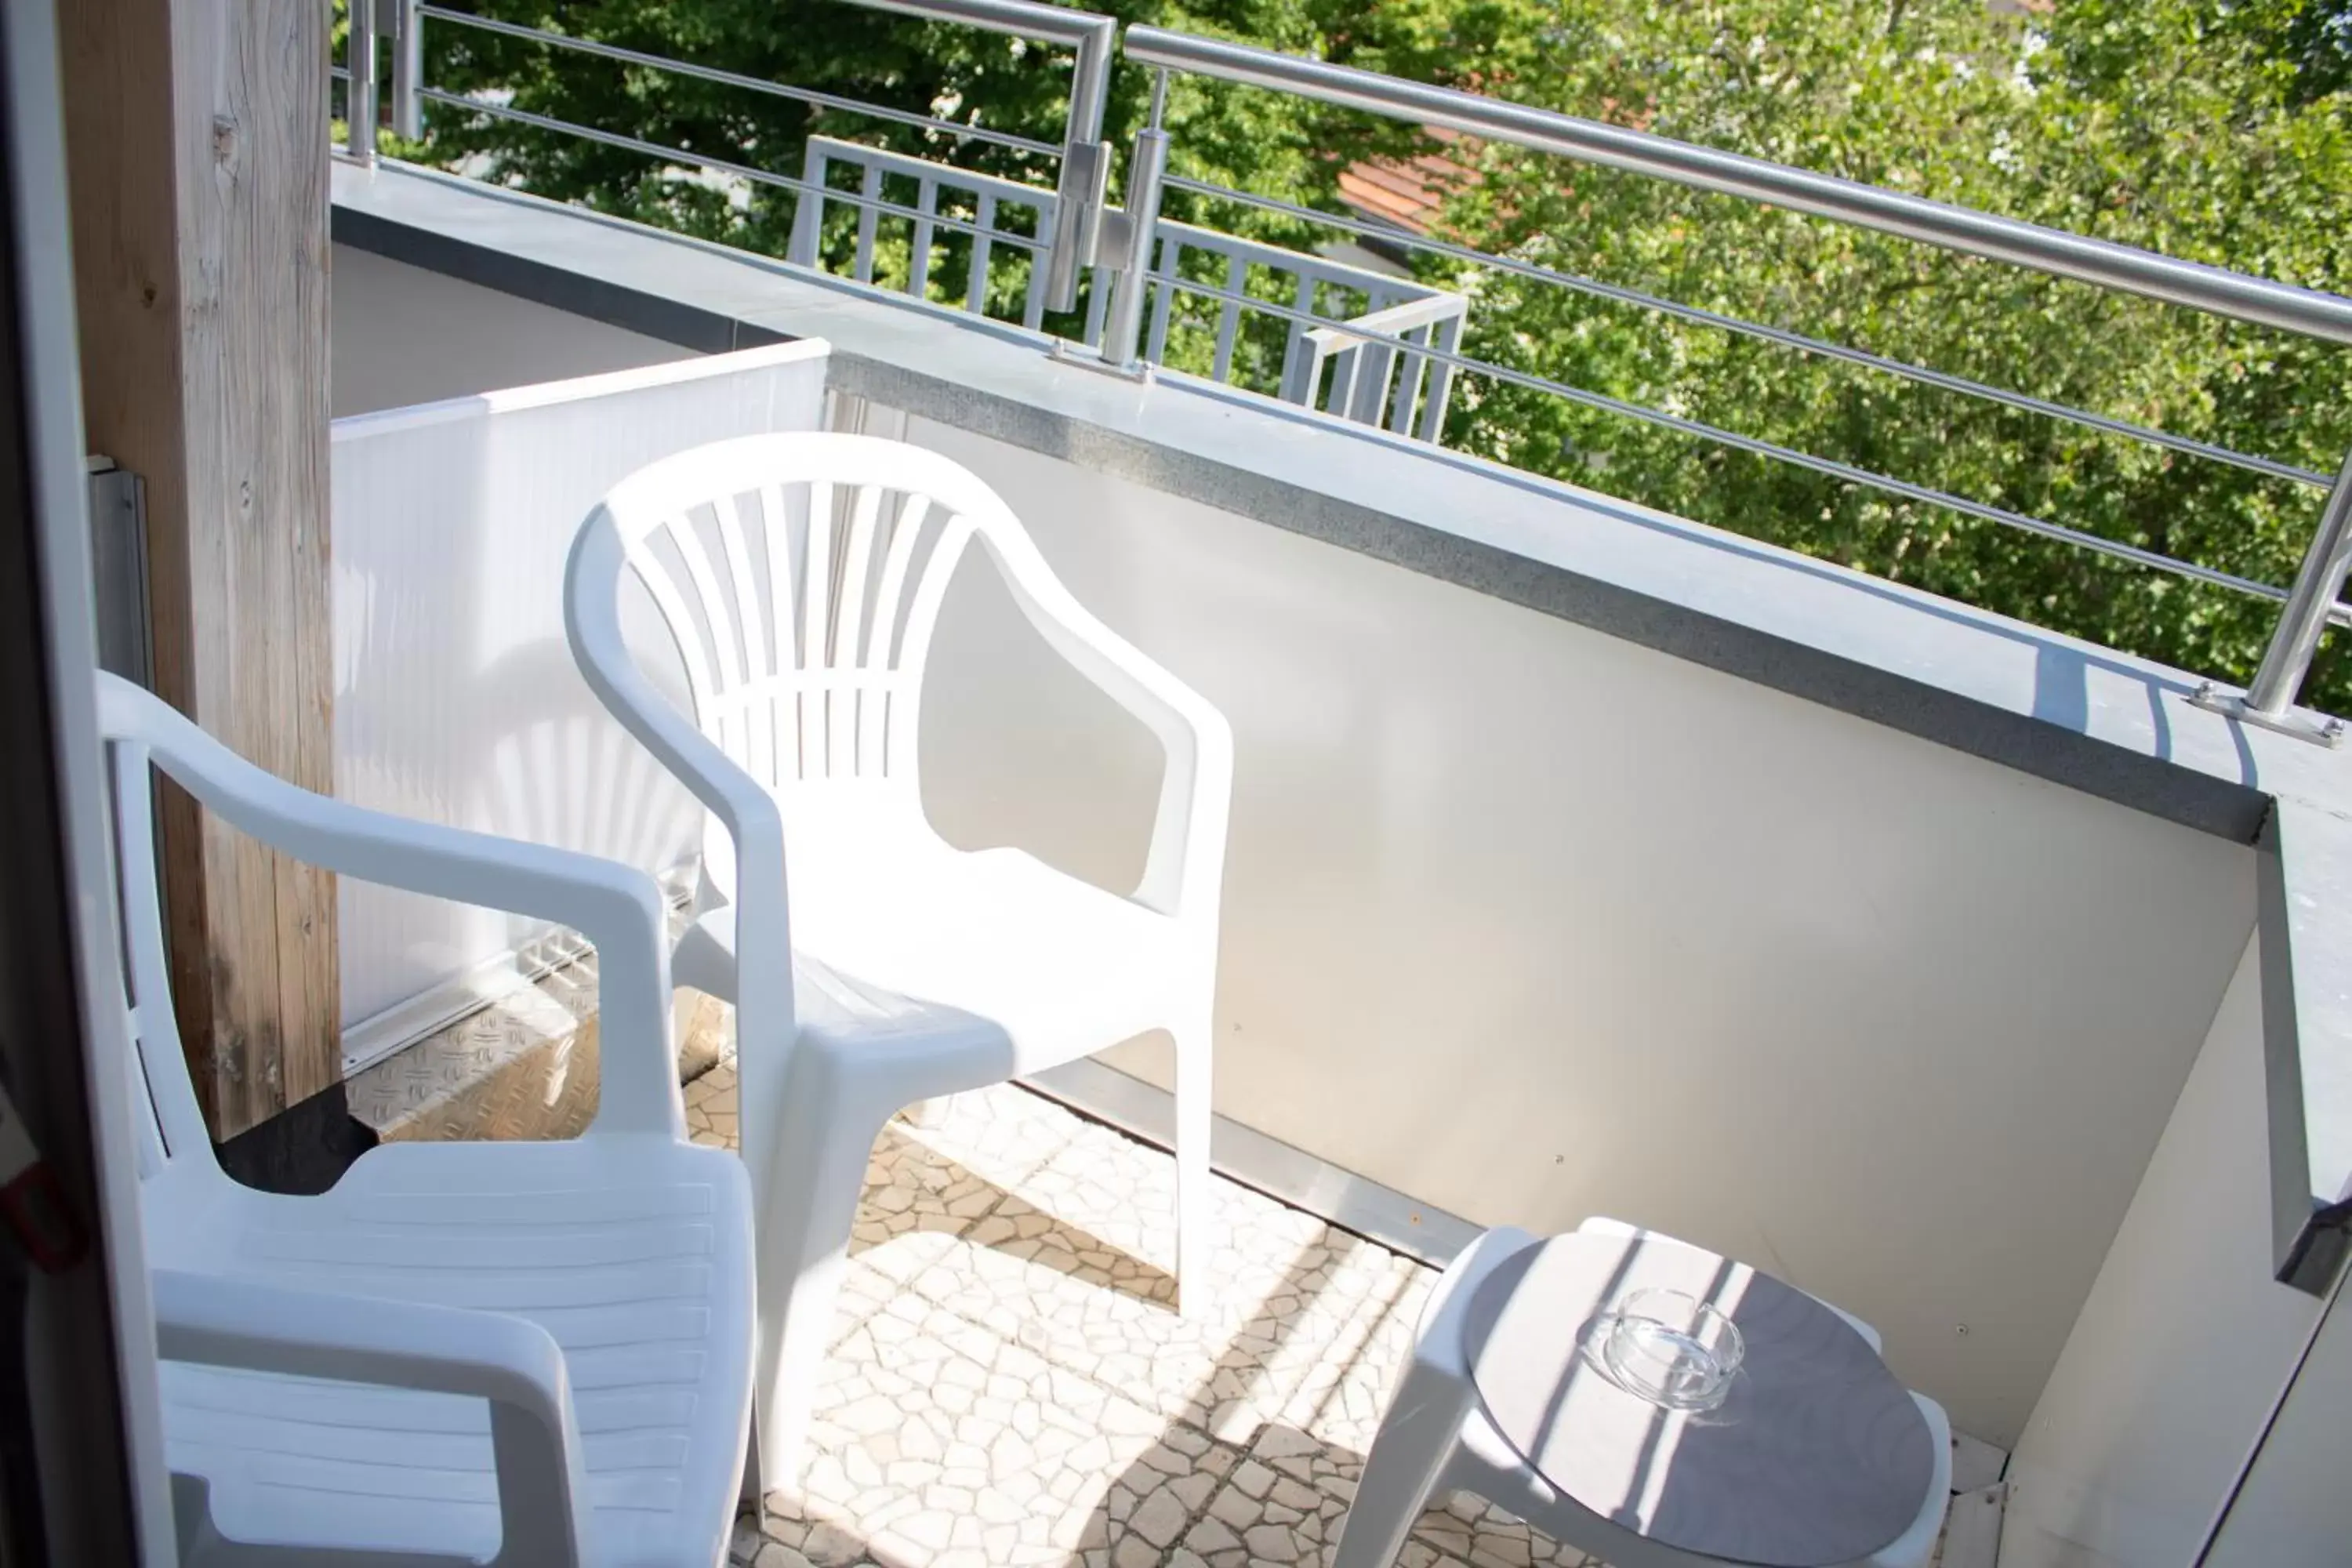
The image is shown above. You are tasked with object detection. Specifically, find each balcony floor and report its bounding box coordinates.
[687,1066,1603,1568]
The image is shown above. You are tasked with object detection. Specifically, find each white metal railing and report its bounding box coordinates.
[1142,219,1465,437]
[1286,292,1463,443]
[786,136,1098,337]
[339,7,2352,731]
[351,0,1114,311]
[784,136,1466,436]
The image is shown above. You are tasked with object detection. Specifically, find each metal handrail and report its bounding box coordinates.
[352,11,2352,724]
[820,0,1116,307]
[416,89,1054,254]
[1146,267,2340,619]
[1161,172,2337,492]
[1123,27,2352,347]
[1124,26,2352,725]
[416,6,1057,155]
[405,0,1112,306]
[850,0,1113,147]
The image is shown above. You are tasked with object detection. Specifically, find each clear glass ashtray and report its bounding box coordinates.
[1585,1287,1745,1411]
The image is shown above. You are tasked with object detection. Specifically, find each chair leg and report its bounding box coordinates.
[1171,1007,1214,1318]
[1332,1358,1475,1568]
[748,1060,895,1500]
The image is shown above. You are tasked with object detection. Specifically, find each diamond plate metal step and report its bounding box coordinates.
[346,954,733,1144]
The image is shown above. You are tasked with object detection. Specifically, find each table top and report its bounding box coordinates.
[1462,1232,1935,1568]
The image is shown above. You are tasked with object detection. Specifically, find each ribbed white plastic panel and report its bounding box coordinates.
[330,341,831,1069]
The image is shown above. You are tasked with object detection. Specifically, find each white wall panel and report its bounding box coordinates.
[2003,935,2327,1568]
[332,244,692,418]
[2203,1244,2352,1567]
[328,343,828,1059]
[898,412,2256,1445]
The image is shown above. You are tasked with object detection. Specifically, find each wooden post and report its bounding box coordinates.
[60,0,338,1141]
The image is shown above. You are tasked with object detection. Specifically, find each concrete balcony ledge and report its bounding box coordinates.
[333,155,2352,1298]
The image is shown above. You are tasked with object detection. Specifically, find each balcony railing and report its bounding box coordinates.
[334,0,2352,733]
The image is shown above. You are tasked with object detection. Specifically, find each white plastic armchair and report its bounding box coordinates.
[565,432,1233,1487]
[98,673,755,1566]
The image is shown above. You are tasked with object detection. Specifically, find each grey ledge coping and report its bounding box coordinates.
[331,156,2352,1293]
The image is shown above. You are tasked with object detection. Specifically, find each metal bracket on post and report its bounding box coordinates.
[84,458,153,691]
[1048,336,1157,384]
[2193,445,2352,745]
[1044,5,1116,314]
[1042,138,1112,314]
[2189,682,2347,746]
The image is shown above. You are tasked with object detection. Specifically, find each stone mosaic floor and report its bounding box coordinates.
[686,1068,1603,1568]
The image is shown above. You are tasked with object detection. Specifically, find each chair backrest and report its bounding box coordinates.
[93,678,232,1207]
[579,432,1027,797]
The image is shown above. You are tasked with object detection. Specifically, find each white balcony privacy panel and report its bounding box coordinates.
[329,341,831,1069]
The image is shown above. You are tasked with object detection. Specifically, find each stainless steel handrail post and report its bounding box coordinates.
[389,0,423,141]
[1100,71,1170,370]
[2243,448,2352,720]
[844,0,1115,312]
[346,0,379,165]
[1042,13,1115,311]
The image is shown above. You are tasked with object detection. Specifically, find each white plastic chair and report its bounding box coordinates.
[1334,1222,1953,1568]
[99,673,756,1566]
[564,431,1232,1486]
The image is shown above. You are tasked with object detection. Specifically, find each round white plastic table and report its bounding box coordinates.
[1461,1231,1936,1568]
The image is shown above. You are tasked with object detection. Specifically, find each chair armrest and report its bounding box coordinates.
[152,1269,593,1564]
[96,673,681,1140]
[975,524,1234,929]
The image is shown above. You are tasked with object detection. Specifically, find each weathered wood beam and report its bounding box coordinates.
[60,0,337,1139]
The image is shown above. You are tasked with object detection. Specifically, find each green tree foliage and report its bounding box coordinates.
[412,0,1514,335]
[1417,0,2352,705]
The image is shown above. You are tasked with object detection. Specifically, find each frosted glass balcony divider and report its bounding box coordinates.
[328,341,832,1071]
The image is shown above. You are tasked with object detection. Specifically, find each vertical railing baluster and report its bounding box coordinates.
[1022,198,1051,331]
[1145,234,1177,366]
[967,192,997,315]
[1420,311,1462,444]
[853,164,882,283]
[786,145,828,266]
[1349,289,1396,423]
[1210,252,1246,383]
[1277,270,1313,402]
[909,176,938,300]
[1327,339,1360,418]
[1388,321,1432,435]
